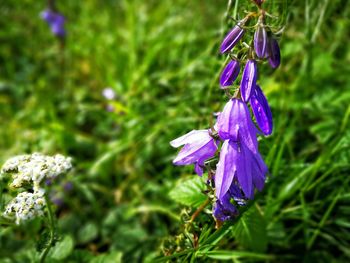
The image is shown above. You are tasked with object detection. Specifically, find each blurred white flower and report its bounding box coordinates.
[4,191,46,224]
[102,87,116,100]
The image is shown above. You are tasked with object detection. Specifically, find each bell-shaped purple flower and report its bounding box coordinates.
[220,60,240,87]
[215,139,267,200]
[240,60,258,102]
[254,23,268,58]
[268,36,281,69]
[220,20,245,54]
[250,85,273,136]
[213,191,238,222]
[41,9,66,37]
[216,99,258,153]
[170,130,218,176]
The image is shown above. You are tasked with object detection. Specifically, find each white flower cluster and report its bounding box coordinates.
[3,191,46,224]
[1,153,72,191]
[1,153,72,224]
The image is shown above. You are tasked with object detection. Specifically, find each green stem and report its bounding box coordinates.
[40,195,56,263]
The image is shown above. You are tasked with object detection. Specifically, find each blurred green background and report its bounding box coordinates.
[0,0,350,262]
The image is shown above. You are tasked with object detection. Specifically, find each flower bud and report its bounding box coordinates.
[220,60,240,87]
[254,22,268,58]
[250,85,273,135]
[240,60,258,102]
[220,20,246,53]
[268,36,281,69]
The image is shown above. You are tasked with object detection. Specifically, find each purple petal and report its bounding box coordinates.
[215,140,238,199]
[220,23,245,54]
[236,142,253,199]
[268,36,281,69]
[252,152,267,191]
[216,99,258,153]
[254,24,268,58]
[213,192,238,221]
[240,60,258,102]
[170,130,209,148]
[250,85,273,136]
[220,60,240,87]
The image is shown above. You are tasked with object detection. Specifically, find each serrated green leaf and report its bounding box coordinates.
[168,176,207,208]
[232,205,267,253]
[50,235,74,260]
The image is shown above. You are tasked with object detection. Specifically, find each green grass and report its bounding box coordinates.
[0,0,350,262]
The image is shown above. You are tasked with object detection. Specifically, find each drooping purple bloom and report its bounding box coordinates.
[213,191,238,221]
[268,36,281,69]
[215,139,267,200]
[170,130,218,176]
[220,20,245,54]
[41,9,66,37]
[254,23,268,58]
[250,85,273,136]
[216,99,258,153]
[220,60,240,87]
[240,60,258,102]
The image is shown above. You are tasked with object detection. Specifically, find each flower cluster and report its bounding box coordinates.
[41,9,66,37]
[3,191,46,225]
[1,153,72,224]
[171,2,281,223]
[2,153,72,191]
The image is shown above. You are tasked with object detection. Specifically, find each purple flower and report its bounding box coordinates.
[240,60,258,102]
[220,60,240,87]
[254,23,268,58]
[220,21,245,54]
[268,36,281,69]
[41,9,66,37]
[216,99,258,153]
[170,130,218,176]
[213,191,238,222]
[250,85,273,136]
[215,139,267,200]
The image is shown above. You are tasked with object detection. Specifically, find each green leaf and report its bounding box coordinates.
[198,250,274,260]
[232,205,267,253]
[90,251,122,263]
[78,222,98,244]
[50,235,74,260]
[168,176,207,208]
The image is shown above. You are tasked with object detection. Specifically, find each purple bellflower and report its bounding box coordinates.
[216,99,258,153]
[170,130,218,176]
[254,22,268,58]
[213,190,238,222]
[250,85,273,136]
[268,35,281,69]
[240,60,258,102]
[41,9,66,37]
[215,139,267,201]
[220,20,246,54]
[220,60,240,87]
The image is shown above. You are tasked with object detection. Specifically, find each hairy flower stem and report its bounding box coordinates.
[39,195,56,263]
[189,199,210,224]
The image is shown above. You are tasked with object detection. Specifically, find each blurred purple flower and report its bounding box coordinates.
[254,23,268,58]
[220,60,240,87]
[250,85,273,136]
[102,87,116,100]
[240,60,258,102]
[268,36,281,69]
[220,21,245,53]
[41,9,66,37]
[170,130,218,176]
[216,99,258,153]
[215,139,267,201]
[63,181,73,192]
